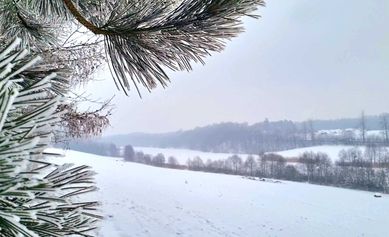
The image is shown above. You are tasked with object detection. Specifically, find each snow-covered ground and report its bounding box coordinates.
[274,145,362,162]
[135,145,366,164]
[317,129,384,138]
[134,146,248,165]
[47,149,389,237]
[138,145,386,165]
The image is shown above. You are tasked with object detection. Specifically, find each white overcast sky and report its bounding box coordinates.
[77,0,389,135]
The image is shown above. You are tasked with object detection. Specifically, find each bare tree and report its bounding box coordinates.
[244,155,257,176]
[274,155,286,178]
[308,119,316,145]
[229,155,242,174]
[365,144,379,165]
[360,111,366,144]
[135,151,145,163]
[168,156,179,167]
[380,113,389,144]
[315,152,332,183]
[258,153,268,177]
[299,152,317,182]
[187,156,204,171]
[302,121,309,142]
[143,154,152,165]
[152,153,166,167]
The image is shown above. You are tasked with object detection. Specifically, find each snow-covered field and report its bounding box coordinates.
[135,145,368,164]
[134,146,247,165]
[47,149,389,237]
[317,129,384,138]
[274,145,362,162]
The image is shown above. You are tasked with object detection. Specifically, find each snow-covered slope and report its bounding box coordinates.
[48,149,389,237]
[135,145,372,164]
[134,146,247,164]
[317,129,384,138]
[274,145,365,162]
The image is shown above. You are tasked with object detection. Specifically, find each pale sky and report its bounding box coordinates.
[78,0,389,135]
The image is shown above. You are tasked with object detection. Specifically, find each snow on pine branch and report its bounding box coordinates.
[0,38,100,236]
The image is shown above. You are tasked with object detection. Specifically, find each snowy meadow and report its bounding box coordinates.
[135,145,370,164]
[48,149,389,237]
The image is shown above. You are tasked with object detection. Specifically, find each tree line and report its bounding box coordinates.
[123,145,184,169]
[104,113,389,154]
[122,144,389,193]
[58,139,120,157]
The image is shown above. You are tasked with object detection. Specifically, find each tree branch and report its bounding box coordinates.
[63,0,109,35]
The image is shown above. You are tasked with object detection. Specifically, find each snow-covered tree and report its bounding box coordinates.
[0,38,99,236]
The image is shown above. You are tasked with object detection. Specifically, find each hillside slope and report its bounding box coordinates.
[48,149,389,237]
[99,115,386,154]
[274,145,360,162]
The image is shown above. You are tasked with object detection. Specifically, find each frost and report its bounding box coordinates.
[0,38,99,236]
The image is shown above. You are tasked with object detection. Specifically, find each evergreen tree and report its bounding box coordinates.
[0,39,99,236]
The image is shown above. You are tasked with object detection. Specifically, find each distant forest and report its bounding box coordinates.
[55,140,119,157]
[97,114,389,154]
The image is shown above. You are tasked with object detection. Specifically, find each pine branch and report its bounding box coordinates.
[63,0,108,35]
[0,38,101,236]
[62,0,265,95]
